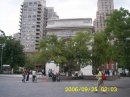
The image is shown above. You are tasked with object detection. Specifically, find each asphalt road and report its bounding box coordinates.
[0,75,130,97]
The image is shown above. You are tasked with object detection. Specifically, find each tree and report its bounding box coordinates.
[26,52,43,70]
[72,31,91,69]
[39,35,63,63]
[105,8,130,71]
[1,36,26,70]
[92,32,108,68]
[39,35,68,72]
[39,31,91,76]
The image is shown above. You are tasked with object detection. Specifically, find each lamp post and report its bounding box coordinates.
[0,29,6,73]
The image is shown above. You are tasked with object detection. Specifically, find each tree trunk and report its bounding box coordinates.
[67,60,73,76]
[68,63,72,76]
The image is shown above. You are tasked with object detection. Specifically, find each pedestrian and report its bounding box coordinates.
[22,69,26,83]
[52,71,57,82]
[56,72,60,82]
[26,69,30,81]
[32,70,37,82]
[42,69,45,76]
[96,67,106,92]
[11,68,14,74]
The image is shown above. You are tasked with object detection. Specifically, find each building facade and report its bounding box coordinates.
[16,0,59,53]
[94,0,114,32]
[46,7,59,20]
[13,33,21,41]
[19,0,47,53]
[47,18,93,39]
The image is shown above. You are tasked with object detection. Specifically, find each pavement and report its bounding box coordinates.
[0,74,22,78]
[0,74,130,97]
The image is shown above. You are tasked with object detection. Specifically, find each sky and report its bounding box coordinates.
[0,0,130,36]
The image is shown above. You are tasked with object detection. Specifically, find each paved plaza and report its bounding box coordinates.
[0,75,130,97]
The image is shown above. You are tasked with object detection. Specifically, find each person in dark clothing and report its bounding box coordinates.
[22,69,26,83]
[56,72,60,82]
[26,70,30,81]
[52,72,56,82]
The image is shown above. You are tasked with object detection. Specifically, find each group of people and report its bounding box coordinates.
[22,69,38,83]
[22,69,30,83]
[48,69,60,82]
[22,67,106,91]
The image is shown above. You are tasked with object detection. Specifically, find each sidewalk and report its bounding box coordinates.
[0,76,130,97]
[0,74,120,81]
[0,74,48,79]
[0,74,22,78]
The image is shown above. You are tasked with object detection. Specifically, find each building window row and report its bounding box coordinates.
[25,44,35,48]
[23,7,41,12]
[23,2,38,6]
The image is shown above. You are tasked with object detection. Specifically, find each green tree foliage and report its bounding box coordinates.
[39,35,64,64]
[92,32,108,68]
[92,31,117,70]
[26,52,41,70]
[105,8,130,70]
[0,36,26,70]
[38,32,91,76]
[72,31,91,69]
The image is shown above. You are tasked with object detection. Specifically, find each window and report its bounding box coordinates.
[28,15,31,18]
[28,9,32,11]
[34,2,37,4]
[37,25,40,27]
[37,11,41,13]
[36,29,40,31]
[32,19,36,21]
[35,44,39,46]
[32,26,35,28]
[37,15,41,17]
[38,8,41,10]
[36,33,40,35]
[24,9,27,11]
[38,4,41,6]
[33,9,37,11]
[29,2,32,5]
[35,40,39,42]
[35,47,38,50]
[23,16,27,18]
[23,5,28,8]
[33,15,36,18]
[37,18,41,20]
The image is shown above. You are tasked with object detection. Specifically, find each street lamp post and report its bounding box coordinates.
[0,29,6,73]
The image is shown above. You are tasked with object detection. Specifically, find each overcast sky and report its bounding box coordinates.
[0,0,130,36]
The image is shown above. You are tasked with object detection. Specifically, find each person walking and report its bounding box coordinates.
[26,69,30,81]
[22,69,26,83]
[96,68,106,92]
[32,70,37,82]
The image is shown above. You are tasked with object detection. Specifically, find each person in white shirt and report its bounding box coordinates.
[32,70,36,82]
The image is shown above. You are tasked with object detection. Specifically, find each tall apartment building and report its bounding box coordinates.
[42,7,59,36]
[46,7,59,19]
[19,0,47,53]
[16,0,59,53]
[13,33,21,41]
[94,0,114,32]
